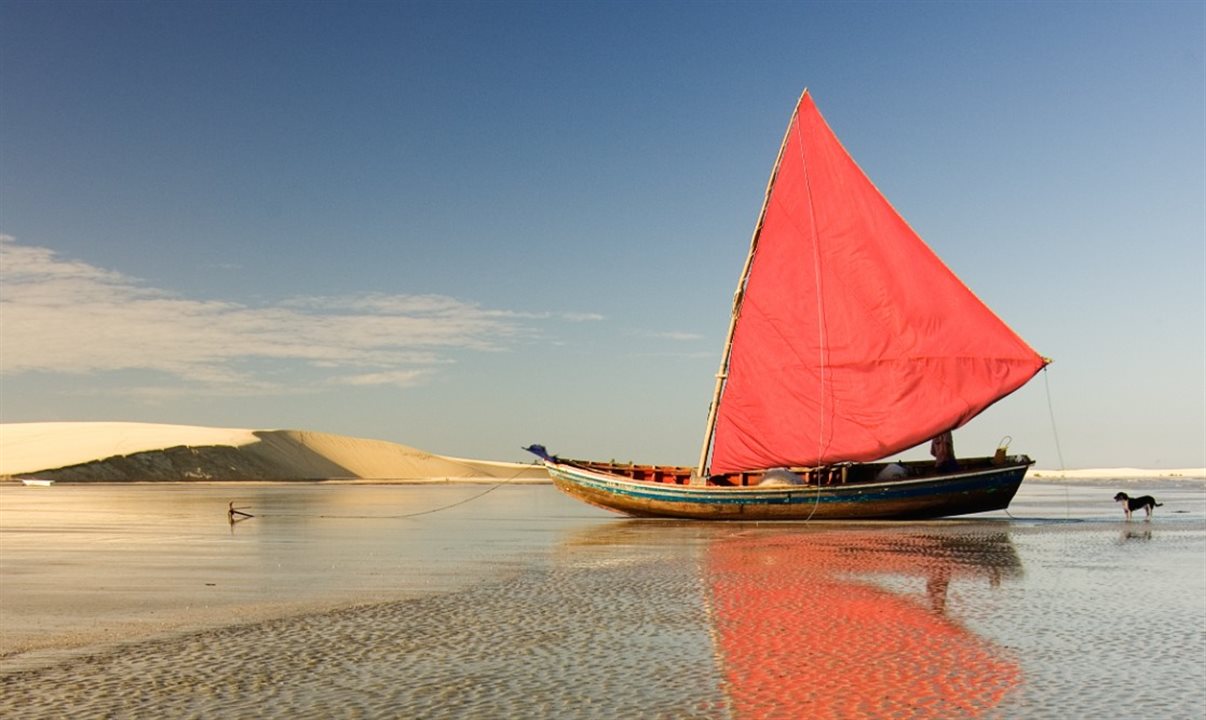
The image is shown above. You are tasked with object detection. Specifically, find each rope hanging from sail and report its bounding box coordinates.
[1040,364,1072,518]
[1042,366,1065,473]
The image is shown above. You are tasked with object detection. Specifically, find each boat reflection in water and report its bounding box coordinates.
[562,523,1023,719]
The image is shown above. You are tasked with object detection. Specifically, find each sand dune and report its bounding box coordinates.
[0,422,547,482]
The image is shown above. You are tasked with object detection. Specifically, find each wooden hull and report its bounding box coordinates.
[543,457,1031,520]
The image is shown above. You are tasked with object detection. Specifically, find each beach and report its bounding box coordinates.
[1,479,1203,718]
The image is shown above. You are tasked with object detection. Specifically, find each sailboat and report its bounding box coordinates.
[526,90,1049,520]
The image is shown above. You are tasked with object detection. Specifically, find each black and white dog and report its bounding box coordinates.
[1114,492,1162,520]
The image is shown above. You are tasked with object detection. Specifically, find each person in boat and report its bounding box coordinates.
[930,431,958,472]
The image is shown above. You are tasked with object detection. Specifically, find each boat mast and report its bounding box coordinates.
[694,89,808,483]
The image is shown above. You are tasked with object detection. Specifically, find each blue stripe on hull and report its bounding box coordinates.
[546,462,1028,520]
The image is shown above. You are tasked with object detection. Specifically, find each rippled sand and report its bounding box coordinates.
[2,482,1204,718]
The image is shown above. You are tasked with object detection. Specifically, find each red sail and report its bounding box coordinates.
[709,92,1046,475]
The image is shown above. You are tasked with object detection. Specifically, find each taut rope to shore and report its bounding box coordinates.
[227,465,539,522]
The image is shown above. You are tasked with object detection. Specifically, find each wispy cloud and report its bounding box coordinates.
[613,329,709,359]
[0,235,575,394]
[647,330,703,342]
[330,369,430,388]
[558,312,606,322]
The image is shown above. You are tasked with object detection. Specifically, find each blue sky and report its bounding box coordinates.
[1,1,1203,468]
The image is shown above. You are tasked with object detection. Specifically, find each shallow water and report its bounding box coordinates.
[1,481,1203,718]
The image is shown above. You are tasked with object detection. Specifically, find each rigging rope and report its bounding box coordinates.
[1043,367,1066,472]
[1041,366,1071,519]
[1003,368,1070,523]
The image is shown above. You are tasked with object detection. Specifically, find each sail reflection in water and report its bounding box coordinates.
[700,527,1022,718]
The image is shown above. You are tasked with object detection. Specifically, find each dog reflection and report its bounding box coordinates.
[1120,528,1152,542]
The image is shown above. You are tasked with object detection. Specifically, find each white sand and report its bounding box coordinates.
[1031,467,1205,480]
[0,422,546,481]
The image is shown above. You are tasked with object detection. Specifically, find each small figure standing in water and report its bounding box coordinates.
[930,430,957,472]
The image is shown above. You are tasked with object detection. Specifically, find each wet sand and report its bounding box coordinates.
[1,481,1203,718]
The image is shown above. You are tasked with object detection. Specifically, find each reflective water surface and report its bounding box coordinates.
[1,482,1203,718]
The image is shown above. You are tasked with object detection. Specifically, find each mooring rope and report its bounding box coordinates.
[319,480,508,520]
[229,465,538,522]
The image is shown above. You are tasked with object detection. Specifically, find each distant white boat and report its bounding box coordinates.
[20,478,54,486]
